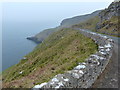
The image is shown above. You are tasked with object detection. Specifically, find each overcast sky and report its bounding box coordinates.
[1,0,113,2]
[2,2,112,24]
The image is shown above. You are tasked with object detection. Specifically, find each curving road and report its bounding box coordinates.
[76,28,119,88]
[92,35,119,88]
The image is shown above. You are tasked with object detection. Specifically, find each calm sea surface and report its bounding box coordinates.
[2,21,58,71]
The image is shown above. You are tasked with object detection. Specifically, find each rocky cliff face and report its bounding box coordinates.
[99,1,119,22]
[71,1,120,37]
[96,1,120,36]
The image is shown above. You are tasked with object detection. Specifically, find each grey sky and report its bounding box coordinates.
[2,2,111,24]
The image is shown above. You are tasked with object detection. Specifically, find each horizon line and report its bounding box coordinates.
[1,0,113,3]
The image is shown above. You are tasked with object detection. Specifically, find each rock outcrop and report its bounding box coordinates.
[99,1,120,22]
[96,1,120,36]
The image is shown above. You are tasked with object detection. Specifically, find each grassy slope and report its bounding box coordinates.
[2,28,97,88]
[72,16,119,37]
[34,28,58,42]
[32,10,101,43]
[33,26,64,43]
[97,16,119,37]
[72,16,100,32]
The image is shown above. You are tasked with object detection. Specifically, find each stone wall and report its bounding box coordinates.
[33,29,114,89]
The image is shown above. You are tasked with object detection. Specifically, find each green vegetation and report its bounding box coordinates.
[2,28,98,88]
[72,16,119,37]
[33,27,62,43]
[97,16,119,37]
[72,16,100,32]
[32,10,101,43]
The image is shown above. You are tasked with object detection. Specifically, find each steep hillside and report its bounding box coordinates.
[2,1,119,88]
[28,10,101,43]
[72,16,100,32]
[60,10,101,27]
[27,27,60,43]
[96,1,120,36]
[2,28,97,88]
[72,1,120,37]
[28,1,119,44]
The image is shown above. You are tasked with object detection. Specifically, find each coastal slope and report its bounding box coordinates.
[27,10,101,43]
[2,28,97,88]
[2,1,119,88]
[29,1,119,44]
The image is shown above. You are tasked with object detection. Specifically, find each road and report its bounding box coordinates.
[77,28,119,88]
[73,28,119,88]
[92,35,119,88]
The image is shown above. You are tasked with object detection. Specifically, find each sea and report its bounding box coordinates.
[2,21,58,71]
